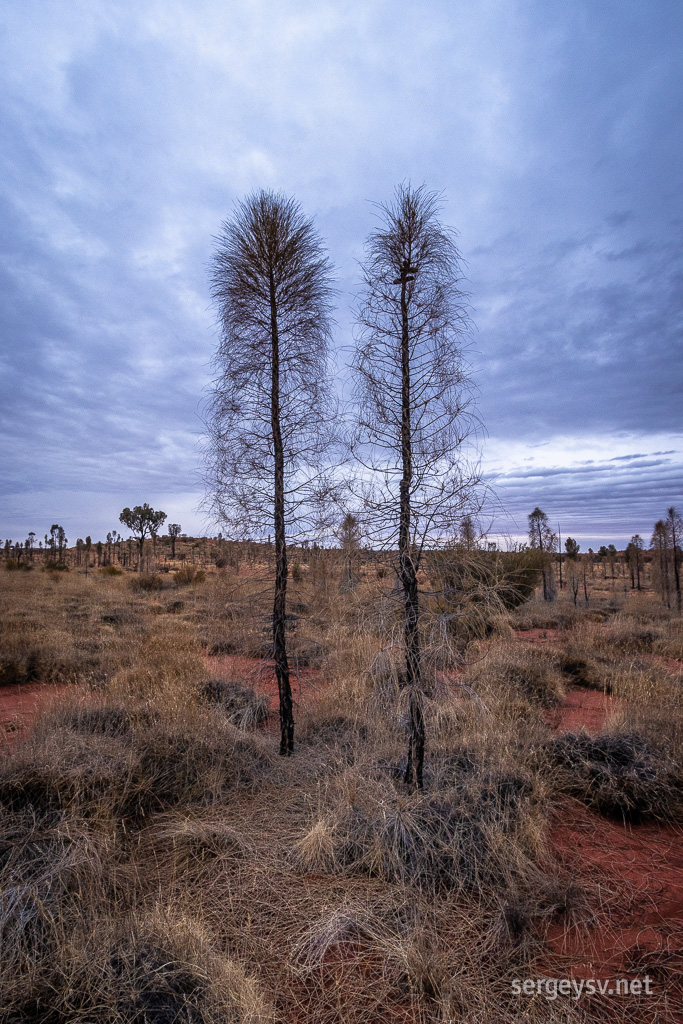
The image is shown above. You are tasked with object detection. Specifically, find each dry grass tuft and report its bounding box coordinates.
[199,679,270,728]
[547,730,683,823]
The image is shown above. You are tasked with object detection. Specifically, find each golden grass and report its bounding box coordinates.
[0,564,681,1021]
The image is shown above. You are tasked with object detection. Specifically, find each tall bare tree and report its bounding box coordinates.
[528,507,556,600]
[206,191,335,756]
[351,183,479,789]
[168,523,182,560]
[651,519,671,608]
[665,507,682,612]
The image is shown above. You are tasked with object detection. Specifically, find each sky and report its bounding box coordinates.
[1,0,681,550]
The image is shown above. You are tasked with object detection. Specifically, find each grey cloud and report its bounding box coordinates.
[1,0,682,543]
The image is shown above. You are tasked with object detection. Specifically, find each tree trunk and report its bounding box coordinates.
[398,267,424,790]
[270,272,294,756]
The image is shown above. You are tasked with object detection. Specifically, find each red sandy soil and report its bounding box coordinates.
[544,687,624,734]
[515,627,564,642]
[546,800,683,1020]
[205,653,325,716]
[519,624,683,1019]
[0,683,68,747]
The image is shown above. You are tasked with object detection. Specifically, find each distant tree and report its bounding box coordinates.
[351,183,479,789]
[76,538,83,567]
[665,507,682,612]
[119,504,167,570]
[205,190,335,756]
[27,532,35,562]
[568,559,581,606]
[565,537,580,559]
[528,508,556,600]
[459,514,478,551]
[50,524,67,563]
[626,534,644,591]
[650,520,670,607]
[168,523,182,560]
[337,512,362,592]
[85,536,92,575]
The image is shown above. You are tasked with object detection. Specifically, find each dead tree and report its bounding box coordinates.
[206,191,335,756]
[528,507,557,600]
[351,183,479,789]
[665,508,682,613]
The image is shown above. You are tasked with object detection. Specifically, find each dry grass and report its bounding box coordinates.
[0,565,681,1022]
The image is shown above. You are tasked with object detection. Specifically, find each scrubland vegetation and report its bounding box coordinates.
[1,548,681,1023]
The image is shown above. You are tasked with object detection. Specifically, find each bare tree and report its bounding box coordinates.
[351,183,479,789]
[206,190,335,756]
[651,519,671,608]
[626,534,644,591]
[665,507,682,613]
[528,507,556,600]
[337,512,362,593]
[168,523,182,560]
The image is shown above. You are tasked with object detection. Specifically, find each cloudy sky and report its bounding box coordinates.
[1,0,681,549]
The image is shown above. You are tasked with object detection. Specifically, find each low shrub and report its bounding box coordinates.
[129,573,163,592]
[174,566,207,587]
[547,731,683,823]
[558,652,609,691]
[199,679,270,729]
[292,760,541,894]
[465,644,565,706]
[99,565,123,576]
[2,904,273,1024]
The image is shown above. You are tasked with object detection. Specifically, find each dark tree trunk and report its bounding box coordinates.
[398,267,424,790]
[270,273,294,756]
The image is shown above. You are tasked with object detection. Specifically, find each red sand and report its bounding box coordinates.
[515,625,683,1016]
[204,653,324,715]
[0,683,67,746]
[544,686,623,733]
[515,627,563,642]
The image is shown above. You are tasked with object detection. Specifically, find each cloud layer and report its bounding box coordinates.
[1,0,681,545]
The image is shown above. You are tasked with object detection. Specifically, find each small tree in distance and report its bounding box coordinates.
[565,537,580,559]
[206,190,335,756]
[119,504,167,570]
[666,507,682,613]
[168,524,182,560]
[528,508,556,601]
